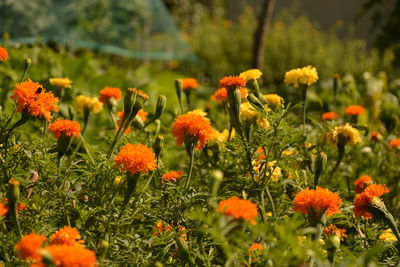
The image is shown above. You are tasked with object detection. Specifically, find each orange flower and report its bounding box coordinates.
[99,86,122,104]
[292,187,342,219]
[172,112,214,150]
[345,105,365,116]
[153,220,173,236]
[354,175,373,193]
[116,109,147,135]
[323,225,347,241]
[211,87,228,102]
[322,112,340,121]
[249,243,264,252]
[389,138,400,149]
[0,203,7,216]
[50,226,85,247]
[48,119,81,139]
[1,198,27,216]
[162,171,184,182]
[371,131,381,142]
[353,184,389,219]
[114,144,157,175]
[11,80,59,121]
[41,245,96,267]
[15,233,47,260]
[0,46,9,61]
[181,78,199,90]
[116,111,131,135]
[137,109,148,122]
[219,76,246,89]
[211,87,248,102]
[216,197,258,225]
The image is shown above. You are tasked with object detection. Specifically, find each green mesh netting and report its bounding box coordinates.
[0,0,195,60]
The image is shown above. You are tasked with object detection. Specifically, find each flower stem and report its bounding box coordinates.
[302,87,308,137]
[185,144,195,189]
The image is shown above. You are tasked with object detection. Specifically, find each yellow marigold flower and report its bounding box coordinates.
[284,65,319,88]
[264,94,284,107]
[76,95,103,114]
[213,129,235,143]
[327,123,361,146]
[256,117,270,129]
[49,78,73,89]
[188,109,207,117]
[379,229,397,242]
[239,69,263,82]
[50,226,85,247]
[114,176,123,185]
[240,102,270,129]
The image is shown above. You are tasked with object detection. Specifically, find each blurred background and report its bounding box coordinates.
[0,0,399,99]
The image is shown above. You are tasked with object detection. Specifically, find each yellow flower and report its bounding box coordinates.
[188,109,207,117]
[267,161,282,182]
[256,117,270,129]
[240,102,258,121]
[264,94,284,107]
[240,102,270,129]
[49,78,73,89]
[76,95,103,114]
[213,129,235,143]
[114,176,123,185]
[327,123,361,146]
[282,150,297,156]
[284,65,318,88]
[379,229,397,242]
[239,69,263,82]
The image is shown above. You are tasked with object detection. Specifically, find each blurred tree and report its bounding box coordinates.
[358,0,400,66]
[163,0,227,31]
[252,0,276,69]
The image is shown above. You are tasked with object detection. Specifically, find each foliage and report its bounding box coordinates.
[0,43,400,266]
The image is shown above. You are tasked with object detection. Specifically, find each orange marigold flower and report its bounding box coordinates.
[42,245,97,267]
[389,138,400,149]
[211,87,228,102]
[1,198,27,216]
[99,86,122,104]
[323,225,347,241]
[211,87,247,102]
[181,78,199,90]
[0,46,9,61]
[11,80,59,121]
[353,184,389,219]
[15,233,47,260]
[219,76,246,89]
[322,112,340,121]
[371,131,381,142]
[48,119,81,139]
[172,112,214,150]
[249,243,264,252]
[116,111,131,135]
[162,171,184,182]
[137,109,148,122]
[50,226,85,247]
[0,203,7,216]
[114,144,157,175]
[216,197,258,225]
[153,220,173,236]
[345,105,365,116]
[354,175,373,193]
[116,109,147,135]
[292,187,342,219]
